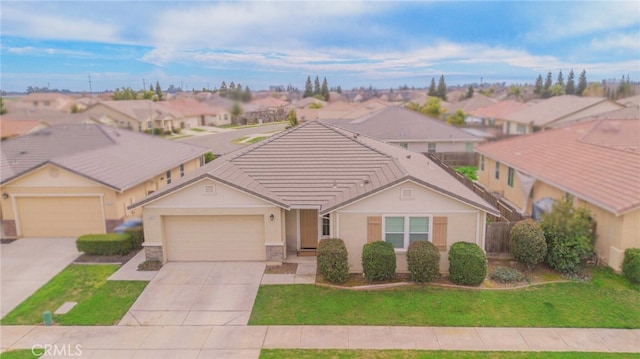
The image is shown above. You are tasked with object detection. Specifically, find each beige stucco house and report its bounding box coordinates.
[131,121,499,272]
[0,124,209,238]
[83,100,178,133]
[475,118,640,271]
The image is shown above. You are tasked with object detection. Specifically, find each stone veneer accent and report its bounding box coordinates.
[144,246,163,261]
[105,219,121,233]
[266,244,284,263]
[2,220,17,238]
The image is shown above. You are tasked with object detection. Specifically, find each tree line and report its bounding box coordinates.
[218,81,252,102]
[112,81,163,101]
[534,70,587,98]
[303,75,330,101]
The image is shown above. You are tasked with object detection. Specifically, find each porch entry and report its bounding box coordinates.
[299,209,318,250]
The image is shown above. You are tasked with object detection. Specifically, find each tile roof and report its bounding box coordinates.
[445,94,497,113]
[134,121,499,215]
[329,106,483,143]
[1,124,209,191]
[0,119,49,138]
[503,95,622,127]
[161,99,223,116]
[468,100,530,119]
[475,119,640,215]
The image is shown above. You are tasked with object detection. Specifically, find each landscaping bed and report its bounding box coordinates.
[265,262,298,274]
[260,350,637,359]
[74,249,140,265]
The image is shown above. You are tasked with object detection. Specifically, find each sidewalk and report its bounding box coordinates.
[2,325,639,358]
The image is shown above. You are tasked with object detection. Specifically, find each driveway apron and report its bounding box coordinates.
[1,237,80,318]
[120,262,265,326]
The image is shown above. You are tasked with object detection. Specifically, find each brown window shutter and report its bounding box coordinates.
[367,216,382,243]
[433,216,448,251]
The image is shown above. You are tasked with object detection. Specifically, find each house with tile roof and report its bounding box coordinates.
[328,106,484,154]
[83,100,179,133]
[161,99,231,127]
[131,121,499,272]
[475,118,640,271]
[501,95,624,134]
[0,124,209,238]
[467,100,530,129]
[0,119,50,140]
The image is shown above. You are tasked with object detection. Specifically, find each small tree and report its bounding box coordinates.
[427,78,437,97]
[286,109,298,127]
[231,102,243,124]
[321,77,330,102]
[577,69,588,96]
[446,110,466,127]
[155,81,163,100]
[534,74,543,96]
[436,75,448,101]
[540,199,595,273]
[464,85,474,99]
[314,76,321,96]
[203,151,215,164]
[565,69,576,95]
[422,96,444,118]
[510,219,547,270]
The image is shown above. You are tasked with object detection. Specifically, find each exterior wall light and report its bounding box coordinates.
[269,214,275,221]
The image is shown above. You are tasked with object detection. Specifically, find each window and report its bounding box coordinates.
[384,216,430,250]
[465,142,474,152]
[517,124,526,133]
[166,170,171,185]
[495,162,500,180]
[398,142,408,149]
[507,167,514,187]
[322,214,330,236]
[147,121,152,129]
[427,143,436,153]
[180,164,185,177]
[480,155,485,171]
[199,156,205,167]
[506,122,511,134]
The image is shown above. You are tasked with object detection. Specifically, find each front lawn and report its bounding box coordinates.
[250,268,640,328]
[260,350,637,359]
[0,265,147,326]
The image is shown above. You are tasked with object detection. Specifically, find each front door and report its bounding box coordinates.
[299,209,318,250]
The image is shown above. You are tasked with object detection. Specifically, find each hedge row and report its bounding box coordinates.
[76,233,132,255]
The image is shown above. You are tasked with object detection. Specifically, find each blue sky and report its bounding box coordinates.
[1,1,639,92]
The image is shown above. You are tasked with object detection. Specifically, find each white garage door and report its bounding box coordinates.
[164,215,265,261]
[17,196,104,237]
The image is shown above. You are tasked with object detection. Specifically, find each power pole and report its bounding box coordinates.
[88,74,93,94]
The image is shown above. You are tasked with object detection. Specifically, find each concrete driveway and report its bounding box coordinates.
[1,237,80,318]
[120,262,265,326]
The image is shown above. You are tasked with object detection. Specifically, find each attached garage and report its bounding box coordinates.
[164,215,265,261]
[16,196,105,237]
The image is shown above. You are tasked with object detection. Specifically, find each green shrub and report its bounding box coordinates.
[76,233,132,255]
[510,219,547,270]
[406,241,440,283]
[125,226,145,250]
[622,248,640,283]
[317,238,349,284]
[540,199,595,273]
[489,266,525,283]
[448,242,487,285]
[362,241,396,281]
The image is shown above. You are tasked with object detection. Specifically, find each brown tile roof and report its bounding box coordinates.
[1,124,209,191]
[445,94,497,113]
[134,121,499,215]
[330,106,483,143]
[161,99,222,116]
[475,119,640,215]
[468,100,530,119]
[0,119,49,139]
[504,95,623,127]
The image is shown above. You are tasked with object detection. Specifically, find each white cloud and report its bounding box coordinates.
[590,31,640,51]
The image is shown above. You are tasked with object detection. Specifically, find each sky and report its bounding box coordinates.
[1,1,639,93]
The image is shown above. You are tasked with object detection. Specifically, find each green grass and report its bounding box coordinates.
[0,350,42,359]
[250,270,640,328]
[0,265,147,326]
[454,166,478,181]
[247,136,268,144]
[190,127,207,132]
[260,350,639,359]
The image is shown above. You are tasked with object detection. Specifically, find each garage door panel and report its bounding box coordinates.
[164,215,265,261]
[17,196,104,237]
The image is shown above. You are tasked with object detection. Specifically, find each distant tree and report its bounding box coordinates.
[321,77,330,101]
[507,85,523,100]
[422,96,444,118]
[565,69,576,95]
[577,70,587,96]
[204,151,215,164]
[436,75,447,101]
[556,71,564,88]
[616,75,635,99]
[534,74,543,95]
[583,82,604,97]
[219,81,228,97]
[549,84,565,96]
[112,87,138,100]
[0,97,7,115]
[229,81,236,93]
[286,109,298,127]
[446,110,466,127]
[542,72,553,98]
[231,101,243,124]
[464,85,474,100]
[336,85,342,94]
[309,102,323,109]
[304,76,313,98]
[242,86,252,102]
[427,77,437,97]
[314,76,321,96]
[155,81,163,101]
[149,84,154,93]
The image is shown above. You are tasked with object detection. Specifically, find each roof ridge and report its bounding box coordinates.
[225,122,303,161]
[320,121,399,162]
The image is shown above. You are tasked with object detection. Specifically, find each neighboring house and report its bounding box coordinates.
[501,95,624,134]
[0,120,50,140]
[83,100,178,132]
[0,124,209,238]
[329,106,484,154]
[467,100,530,128]
[18,93,76,113]
[130,121,499,272]
[444,94,497,115]
[475,118,640,271]
[162,99,231,127]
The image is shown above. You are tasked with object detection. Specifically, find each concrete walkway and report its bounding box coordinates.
[2,325,639,358]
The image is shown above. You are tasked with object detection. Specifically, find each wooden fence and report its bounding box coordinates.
[485,222,516,254]
[422,152,478,167]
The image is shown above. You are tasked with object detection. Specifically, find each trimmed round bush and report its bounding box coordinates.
[510,219,547,270]
[407,241,440,283]
[622,248,640,283]
[317,238,350,284]
[362,241,396,281]
[448,242,487,285]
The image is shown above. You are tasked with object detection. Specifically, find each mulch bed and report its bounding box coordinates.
[265,262,298,274]
[74,249,140,265]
